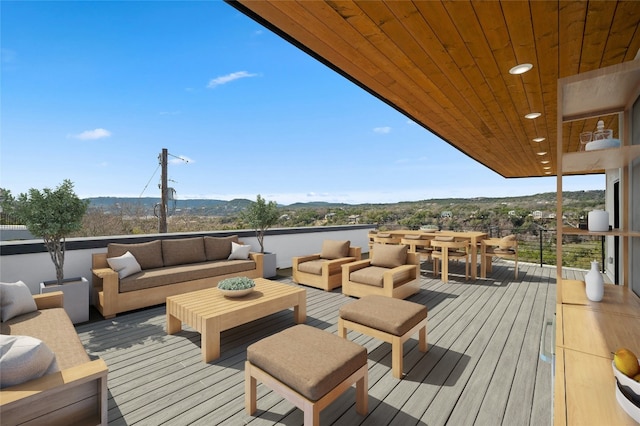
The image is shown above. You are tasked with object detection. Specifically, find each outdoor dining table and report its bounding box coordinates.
[379,230,488,280]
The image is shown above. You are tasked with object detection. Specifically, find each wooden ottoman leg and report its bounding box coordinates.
[245,361,257,415]
[338,317,347,338]
[304,405,320,426]
[419,323,428,353]
[391,335,403,379]
[356,364,368,415]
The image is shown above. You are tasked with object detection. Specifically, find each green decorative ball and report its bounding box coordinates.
[217,277,255,291]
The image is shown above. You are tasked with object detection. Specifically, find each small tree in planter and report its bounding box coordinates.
[13,179,88,285]
[241,194,279,253]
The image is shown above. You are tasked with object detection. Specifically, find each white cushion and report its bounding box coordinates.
[228,242,251,260]
[0,281,38,322]
[107,251,142,279]
[0,335,60,389]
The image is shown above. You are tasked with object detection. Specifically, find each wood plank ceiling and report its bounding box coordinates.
[227,0,640,178]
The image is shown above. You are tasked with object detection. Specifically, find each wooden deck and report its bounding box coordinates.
[76,259,559,425]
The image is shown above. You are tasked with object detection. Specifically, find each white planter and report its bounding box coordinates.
[40,277,89,324]
[263,252,277,278]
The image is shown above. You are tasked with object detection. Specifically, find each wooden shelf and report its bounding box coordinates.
[562,145,640,173]
[562,227,640,238]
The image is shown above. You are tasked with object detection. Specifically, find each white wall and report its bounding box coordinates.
[0,228,371,295]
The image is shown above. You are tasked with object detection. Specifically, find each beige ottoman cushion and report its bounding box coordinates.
[339,295,427,336]
[246,324,367,401]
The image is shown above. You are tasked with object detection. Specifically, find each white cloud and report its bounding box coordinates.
[169,155,193,165]
[207,71,258,88]
[373,126,391,134]
[70,128,111,140]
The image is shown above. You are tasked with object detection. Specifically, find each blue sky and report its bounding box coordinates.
[1,1,603,205]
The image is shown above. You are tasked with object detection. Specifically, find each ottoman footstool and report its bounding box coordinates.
[245,324,368,426]
[338,295,428,379]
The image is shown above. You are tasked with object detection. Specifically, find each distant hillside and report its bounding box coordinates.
[85,190,604,217]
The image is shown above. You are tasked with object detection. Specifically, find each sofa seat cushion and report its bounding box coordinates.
[339,295,427,336]
[0,308,90,370]
[119,260,256,293]
[349,266,387,287]
[296,259,326,275]
[247,324,367,401]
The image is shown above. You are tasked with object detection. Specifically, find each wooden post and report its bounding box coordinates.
[159,148,168,233]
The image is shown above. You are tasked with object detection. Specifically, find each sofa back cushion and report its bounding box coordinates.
[204,235,239,261]
[162,237,206,267]
[108,240,164,270]
[370,243,407,269]
[320,240,350,259]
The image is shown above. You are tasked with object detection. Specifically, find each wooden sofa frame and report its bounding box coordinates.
[91,252,264,318]
[292,246,361,291]
[0,292,108,425]
[341,252,421,299]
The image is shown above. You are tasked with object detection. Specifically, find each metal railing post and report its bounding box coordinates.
[540,229,544,267]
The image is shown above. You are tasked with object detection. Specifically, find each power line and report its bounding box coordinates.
[139,164,160,198]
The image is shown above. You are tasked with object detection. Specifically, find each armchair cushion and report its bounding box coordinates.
[499,234,517,250]
[0,281,38,322]
[108,240,164,270]
[320,240,350,259]
[371,244,407,269]
[349,266,387,287]
[296,259,325,275]
[0,334,59,389]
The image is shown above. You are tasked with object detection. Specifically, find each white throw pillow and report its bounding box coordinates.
[107,251,142,279]
[0,281,38,322]
[0,335,60,389]
[228,242,251,260]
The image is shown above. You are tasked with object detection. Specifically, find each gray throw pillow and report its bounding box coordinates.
[0,281,38,322]
[0,335,60,388]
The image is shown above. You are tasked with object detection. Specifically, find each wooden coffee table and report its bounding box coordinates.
[166,278,306,362]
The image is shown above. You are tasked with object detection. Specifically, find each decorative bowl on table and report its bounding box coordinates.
[612,358,640,422]
[217,277,256,297]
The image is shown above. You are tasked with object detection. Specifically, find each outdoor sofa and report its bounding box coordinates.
[0,286,108,425]
[91,235,264,318]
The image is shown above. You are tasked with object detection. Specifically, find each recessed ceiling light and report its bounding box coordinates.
[541,160,550,164]
[526,112,542,119]
[537,151,547,156]
[543,166,551,170]
[533,137,546,142]
[545,171,552,175]
[509,63,533,75]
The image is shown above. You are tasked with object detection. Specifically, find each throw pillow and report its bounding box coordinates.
[228,242,251,260]
[370,244,407,269]
[204,235,239,261]
[0,281,38,322]
[320,240,350,259]
[0,335,60,389]
[107,251,142,279]
[107,240,163,270]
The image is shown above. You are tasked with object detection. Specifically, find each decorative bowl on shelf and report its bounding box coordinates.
[585,138,620,151]
[217,277,256,298]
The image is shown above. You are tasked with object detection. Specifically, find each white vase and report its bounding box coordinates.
[584,261,604,302]
[588,210,609,232]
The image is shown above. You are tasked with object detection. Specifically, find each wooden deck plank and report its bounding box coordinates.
[75,261,555,425]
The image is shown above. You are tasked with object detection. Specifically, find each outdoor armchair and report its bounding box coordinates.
[292,240,361,291]
[342,243,420,299]
[481,235,518,279]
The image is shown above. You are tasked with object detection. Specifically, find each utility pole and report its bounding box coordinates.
[159,148,168,233]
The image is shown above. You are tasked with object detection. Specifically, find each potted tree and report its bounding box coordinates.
[241,194,279,278]
[12,179,90,323]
